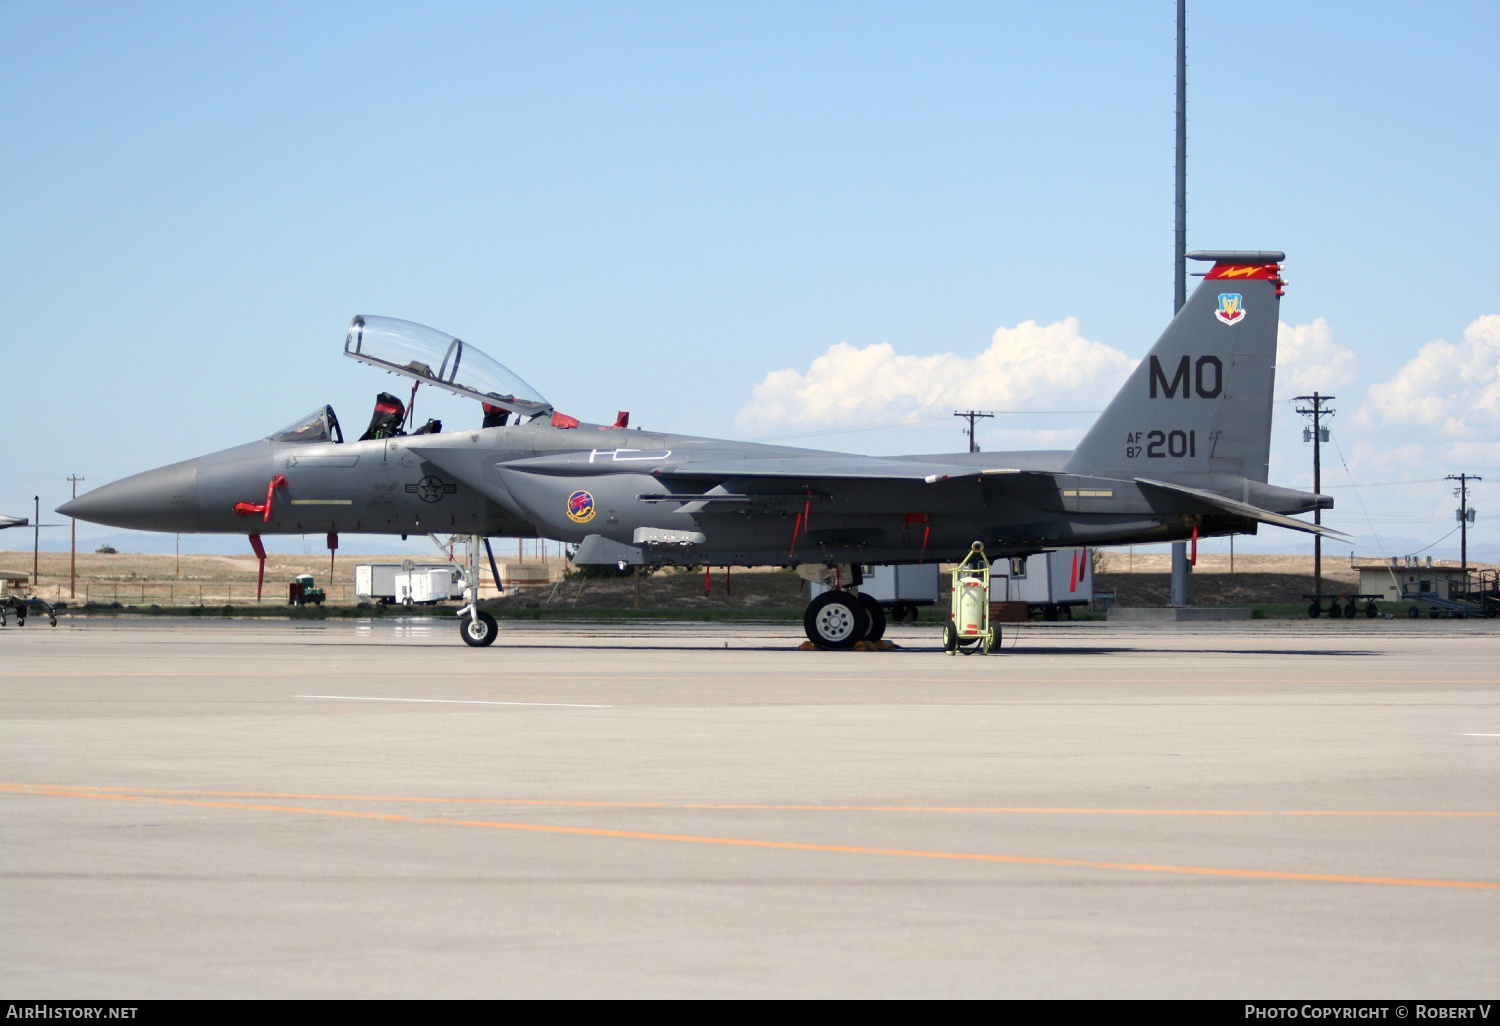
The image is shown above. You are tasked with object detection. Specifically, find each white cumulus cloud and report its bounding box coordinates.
[1275,318,1358,399]
[736,318,1134,432]
[1357,315,1500,438]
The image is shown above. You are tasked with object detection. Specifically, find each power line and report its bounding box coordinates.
[748,409,1102,444]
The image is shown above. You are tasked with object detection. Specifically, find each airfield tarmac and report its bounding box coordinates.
[2,616,1497,998]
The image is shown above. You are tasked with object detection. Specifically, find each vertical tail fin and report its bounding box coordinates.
[1065,251,1285,483]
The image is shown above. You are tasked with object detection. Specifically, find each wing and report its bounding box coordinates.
[652,456,1021,484]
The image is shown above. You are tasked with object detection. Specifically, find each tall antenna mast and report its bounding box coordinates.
[1174,0,1187,314]
[1170,0,1191,607]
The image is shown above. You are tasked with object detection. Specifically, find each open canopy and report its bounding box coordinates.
[343,315,551,417]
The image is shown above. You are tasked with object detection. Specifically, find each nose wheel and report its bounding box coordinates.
[460,610,498,647]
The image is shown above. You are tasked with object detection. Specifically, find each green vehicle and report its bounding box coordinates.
[288,574,325,606]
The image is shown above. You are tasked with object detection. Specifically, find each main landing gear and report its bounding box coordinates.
[803,590,886,649]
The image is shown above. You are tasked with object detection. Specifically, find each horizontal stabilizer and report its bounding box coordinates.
[1136,478,1348,538]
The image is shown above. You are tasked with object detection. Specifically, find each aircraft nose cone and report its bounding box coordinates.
[57,459,201,532]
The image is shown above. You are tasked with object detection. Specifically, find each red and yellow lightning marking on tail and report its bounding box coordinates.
[1206,263,1279,280]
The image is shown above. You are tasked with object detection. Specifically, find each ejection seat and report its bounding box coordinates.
[359,392,407,441]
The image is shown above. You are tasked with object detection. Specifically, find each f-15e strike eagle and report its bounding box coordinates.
[61,250,1340,649]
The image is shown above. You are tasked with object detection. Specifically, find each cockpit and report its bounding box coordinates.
[344,315,551,419]
[266,316,554,445]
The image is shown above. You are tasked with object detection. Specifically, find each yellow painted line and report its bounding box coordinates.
[5,784,1497,819]
[289,499,353,506]
[3,785,1494,892]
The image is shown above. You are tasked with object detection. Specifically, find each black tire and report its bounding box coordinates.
[1429,609,1440,619]
[1043,604,1059,621]
[856,593,886,642]
[1408,605,1420,619]
[1365,603,1379,618]
[460,611,498,647]
[943,619,958,654]
[1343,602,1358,619]
[16,617,24,627]
[804,592,869,650]
[1308,602,1322,618]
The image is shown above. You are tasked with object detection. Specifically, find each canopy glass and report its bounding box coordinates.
[343,315,551,416]
[269,405,343,444]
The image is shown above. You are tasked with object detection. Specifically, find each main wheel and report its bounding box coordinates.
[1365,602,1379,619]
[943,618,958,655]
[856,593,886,642]
[1308,602,1322,618]
[1343,602,1358,619]
[804,592,869,650]
[460,611,498,647]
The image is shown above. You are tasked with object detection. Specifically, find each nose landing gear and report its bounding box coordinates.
[460,610,498,647]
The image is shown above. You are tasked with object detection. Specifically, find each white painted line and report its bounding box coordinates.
[295,694,612,709]
[1461,733,1500,737]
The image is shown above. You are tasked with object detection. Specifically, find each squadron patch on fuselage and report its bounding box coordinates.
[566,490,597,523]
[1215,293,1245,325]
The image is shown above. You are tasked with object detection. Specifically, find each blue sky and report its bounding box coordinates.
[2,1,1496,558]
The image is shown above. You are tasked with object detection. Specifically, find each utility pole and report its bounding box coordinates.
[1295,393,1335,596]
[1447,474,1481,570]
[1174,0,1187,315]
[33,496,40,592]
[67,475,84,597]
[953,410,994,453]
[1169,0,1191,607]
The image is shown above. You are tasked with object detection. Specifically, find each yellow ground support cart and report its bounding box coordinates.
[944,542,997,655]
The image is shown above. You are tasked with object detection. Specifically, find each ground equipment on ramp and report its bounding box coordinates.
[0,574,57,627]
[288,573,326,606]
[945,543,997,655]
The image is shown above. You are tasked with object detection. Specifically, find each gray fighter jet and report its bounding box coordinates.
[61,250,1340,648]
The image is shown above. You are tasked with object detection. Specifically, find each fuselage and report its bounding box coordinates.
[59,415,1320,568]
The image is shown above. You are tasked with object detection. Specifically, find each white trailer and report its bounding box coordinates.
[989,549,1093,619]
[355,564,401,603]
[356,563,461,604]
[393,566,462,605]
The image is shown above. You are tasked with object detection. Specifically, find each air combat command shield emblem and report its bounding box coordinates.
[1215,292,1245,325]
